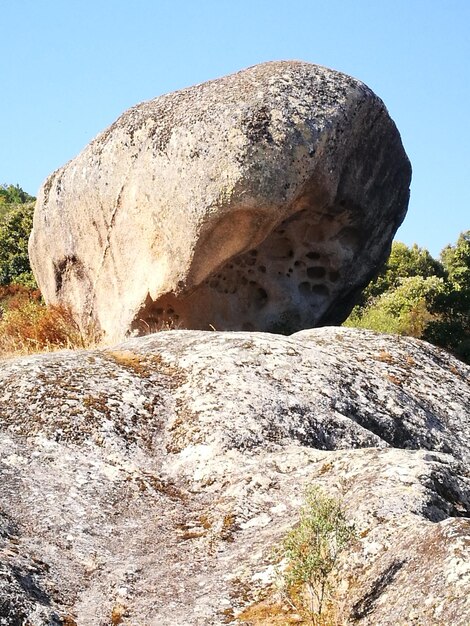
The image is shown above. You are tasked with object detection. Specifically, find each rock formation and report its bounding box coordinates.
[0,327,469,625]
[29,62,411,342]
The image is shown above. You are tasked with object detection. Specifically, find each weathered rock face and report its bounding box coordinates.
[0,327,469,625]
[29,61,411,342]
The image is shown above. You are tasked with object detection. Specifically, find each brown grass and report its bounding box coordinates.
[237,594,344,625]
[372,350,396,364]
[106,350,151,376]
[0,285,100,356]
[237,599,304,624]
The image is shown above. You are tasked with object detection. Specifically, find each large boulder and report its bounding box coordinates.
[0,328,469,625]
[29,61,411,342]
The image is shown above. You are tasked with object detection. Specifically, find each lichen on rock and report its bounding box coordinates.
[0,328,469,624]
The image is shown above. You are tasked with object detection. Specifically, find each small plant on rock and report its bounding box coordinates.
[277,485,356,625]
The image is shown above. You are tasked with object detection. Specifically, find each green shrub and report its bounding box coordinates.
[345,275,445,338]
[345,234,470,363]
[277,486,356,625]
[0,183,35,204]
[0,186,36,287]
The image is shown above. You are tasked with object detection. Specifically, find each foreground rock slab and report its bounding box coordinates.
[0,327,469,625]
[29,61,411,342]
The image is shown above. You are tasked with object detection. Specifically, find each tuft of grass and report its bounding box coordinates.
[0,286,100,356]
[237,597,304,624]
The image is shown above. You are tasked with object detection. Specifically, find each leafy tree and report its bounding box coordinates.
[0,187,37,288]
[359,241,445,305]
[345,234,470,364]
[424,231,470,361]
[441,230,470,295]
[346,275,446,337]
[0,184,35,223]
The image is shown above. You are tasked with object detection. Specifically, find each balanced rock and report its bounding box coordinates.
[0,328,469,624]
[29,61,411,341]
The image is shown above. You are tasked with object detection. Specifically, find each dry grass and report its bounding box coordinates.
[372,350,396,364]
[236,589,343,625]
[236,598,304,624]
[106,350,154,377]
[0,285,100,356]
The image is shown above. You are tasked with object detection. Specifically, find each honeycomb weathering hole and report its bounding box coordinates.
[130,207,360,335]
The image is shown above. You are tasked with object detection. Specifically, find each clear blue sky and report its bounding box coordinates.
[2,0,469,257]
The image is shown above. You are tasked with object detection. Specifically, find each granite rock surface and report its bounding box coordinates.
[29,62,411,341]
[0,327,469,625]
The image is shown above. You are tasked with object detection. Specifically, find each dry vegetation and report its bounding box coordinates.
[0,285,100,357]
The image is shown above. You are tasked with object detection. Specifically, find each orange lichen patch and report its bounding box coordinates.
[386,373,403,386]
[133,473,188,503]
[372,350,395,364]
[110,603,127,625]
[106,350,153,377]
[179,529,207,540]
[317,462,334,476]
[223,513,236,529]
[220,513,238,542]
[199,514,213,530]
[106,349,185,385]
